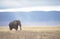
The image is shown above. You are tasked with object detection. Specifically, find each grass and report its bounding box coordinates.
[0,26,60,39]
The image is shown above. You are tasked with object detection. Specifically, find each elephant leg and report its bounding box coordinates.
[9,25,13,30]
[14,26,18,31]
[9,27,13,30]
[15,28,18,31]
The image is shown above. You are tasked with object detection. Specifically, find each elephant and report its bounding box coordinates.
[9,20,22,31]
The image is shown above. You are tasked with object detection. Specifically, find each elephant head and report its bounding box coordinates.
[15,20,22,30]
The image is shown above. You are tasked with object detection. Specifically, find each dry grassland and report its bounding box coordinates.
[0,26,60,39]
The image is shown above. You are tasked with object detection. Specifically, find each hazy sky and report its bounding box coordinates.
[0,0,60,9]
[0,11,60,26]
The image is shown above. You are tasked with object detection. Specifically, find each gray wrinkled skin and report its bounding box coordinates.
[9,20,22,31]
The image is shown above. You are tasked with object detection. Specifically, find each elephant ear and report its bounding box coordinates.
[17,20,21,26]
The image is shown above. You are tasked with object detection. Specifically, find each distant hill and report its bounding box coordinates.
[0,11,60,26]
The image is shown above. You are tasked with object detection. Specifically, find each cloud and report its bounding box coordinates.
[0,6,60,12]
[0,0,60,9]
[0,1,22,8]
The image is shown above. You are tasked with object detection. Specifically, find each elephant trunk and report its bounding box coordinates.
[19,23,22,30]
[17,20,22,30]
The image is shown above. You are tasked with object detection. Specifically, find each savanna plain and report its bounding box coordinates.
[0,26,60,39]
